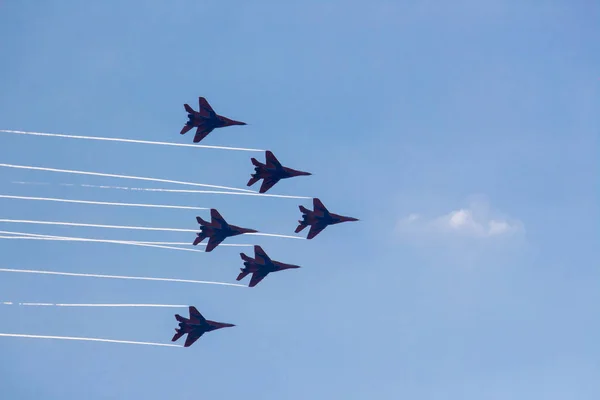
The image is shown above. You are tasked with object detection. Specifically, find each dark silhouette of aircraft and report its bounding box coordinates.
[193,209,258,252]
[295,198,359,239]
[237,245,301,287]
[247,151,312,193]
[180,97,246,143]
[172,306,235,347]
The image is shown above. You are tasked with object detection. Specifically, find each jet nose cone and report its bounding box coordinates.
[347,217,359,222]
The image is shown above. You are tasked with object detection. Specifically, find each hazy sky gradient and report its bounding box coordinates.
[0,1,598,399]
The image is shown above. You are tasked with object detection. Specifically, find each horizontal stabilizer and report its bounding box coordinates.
[180,125,193,135]
[247,176,260,187]
[172,329,184,342]
[193,233,206,246]
[295,223,307,233]
[236,270,250,281]
[299,205,310,214]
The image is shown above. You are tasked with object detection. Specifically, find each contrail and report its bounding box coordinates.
[0,268,247,287]
[0,333,182,348]
[0,219,305,240]
[0,230,206,252]
[0,163,256,193]
[88,186,312,200]
[3,302,188,308]
[10,181,312,200]
[0,129,264,153]
[0,194,208,211]
[0,234,252,247]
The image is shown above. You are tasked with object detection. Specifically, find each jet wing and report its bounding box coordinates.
[249,270,269,287]
[184,331,204,347]
[205,236,225,252]
[193,126,214,143]
[259,176,280,194]
[188,306,207,323]
[199,97,216,117]
[265,151,283,169]
[210,209,228,228]
[307,223,327,240]
[253,245,271,264]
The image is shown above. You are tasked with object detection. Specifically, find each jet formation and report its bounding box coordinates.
[172,96,359,347]
[172,306,235,347]
[180,97,246,143]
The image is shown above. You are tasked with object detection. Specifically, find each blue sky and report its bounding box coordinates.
[0,1,598,399]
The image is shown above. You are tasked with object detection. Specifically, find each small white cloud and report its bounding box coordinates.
[407,213,420,222]
[488,219,512,236]
[396,197,523,239]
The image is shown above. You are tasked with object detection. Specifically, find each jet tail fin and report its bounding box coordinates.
[196,216,209,226]
[247,176,260,187]
[184,104,195,113]
[251,158,263,167]
[175,314,186,323]
[240,252,252,262]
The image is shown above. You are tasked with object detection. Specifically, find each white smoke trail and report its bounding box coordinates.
[0,219,305,240]
[0,129,264,153]
[0,268,246,287]
[0,194,208,210]
[11,181,50,185]
[0,333,181,348]
[0,163,256,193]
[0,230,206,252]
[10,181,312,200]
[3,302,188,308]
[0,234,252,247]
[93,186,312,200]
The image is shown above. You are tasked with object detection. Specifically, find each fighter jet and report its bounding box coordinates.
[172,306,235,348]
[247,151,312,193]
[193,208,258,252]
[180,96,246,143]
[295,198,359,239]
[237,245,301,287]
